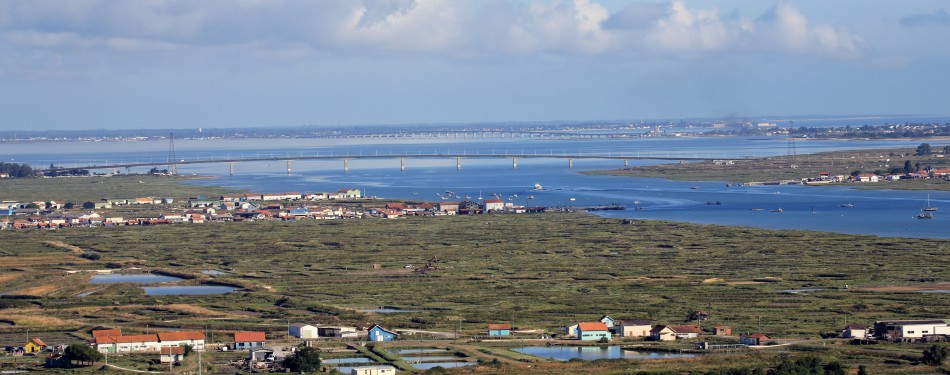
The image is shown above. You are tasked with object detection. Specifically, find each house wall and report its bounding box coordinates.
[369,328,396,342]
[843,328,866,339]
[235,341,265,350]
[488,329,511,336]
[620,325,651,338]
[578,330,610,341]
[290,325,318,339]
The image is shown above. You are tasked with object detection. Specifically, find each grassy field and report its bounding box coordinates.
[0,174,241,203]
[590,146,950,191]
[1,211,948,373]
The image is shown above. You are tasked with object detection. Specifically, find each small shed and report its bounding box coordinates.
[843,324,867,339]
[368,325,398,342]
[289,323,318,339]
[160,346,184,364]
[740,333,771,346]
[713,326,732,335]
[25,338,46,353]
[487,324,511,337]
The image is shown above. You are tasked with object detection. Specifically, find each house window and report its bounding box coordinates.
[907,331,914,334]
[922,330,929,333]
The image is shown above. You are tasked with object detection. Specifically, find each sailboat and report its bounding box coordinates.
[923,194,937,212]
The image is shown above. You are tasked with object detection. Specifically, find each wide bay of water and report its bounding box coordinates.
[5,136,947,238]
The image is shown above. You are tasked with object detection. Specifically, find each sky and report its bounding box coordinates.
[1,0,949,131]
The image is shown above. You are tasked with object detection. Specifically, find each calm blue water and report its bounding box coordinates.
[513,346,697,361]
[90,274,184,284]
[5,136,947,238]
[143,285,238,295]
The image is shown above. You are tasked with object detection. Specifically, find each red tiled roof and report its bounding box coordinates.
[93,329,122,341]
[577,322,609,331]
[234,331,266,343]
[98,334,159,344]
[161,346,185,355]
[30,338,46,346]
[484,199,504,203]
[488,324,511,330]
[157,331,205,341]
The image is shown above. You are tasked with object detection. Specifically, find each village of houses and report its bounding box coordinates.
[4,311,950,373]
[0,188,542,230]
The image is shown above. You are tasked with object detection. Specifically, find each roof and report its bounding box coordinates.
[157,331,205,341]
[368,324,398,336]
[29,338,46,346]
[577,322,609,331]
[484,199,504,203]
[650,325,669,334]
[743,333,770,339]
[876,319,948,326]
[92,329,122,340]
[488,324,511,330]
[97,334,159,344]
[234,331,266,343]
[620,319,651,326]
[845,324,867,330]
[669,325,704,334]
[161,346,185,355]
[289,323,314,329]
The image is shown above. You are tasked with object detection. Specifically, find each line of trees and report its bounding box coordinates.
[0,162,34,177]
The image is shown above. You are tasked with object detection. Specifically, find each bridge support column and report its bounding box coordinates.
[513,158,517,170]
[286,160,291,175]
[569,159,573,168]
[229,162,234,176]
[344,159,349,173]
[457,157,461,171]
[400,158,405,172]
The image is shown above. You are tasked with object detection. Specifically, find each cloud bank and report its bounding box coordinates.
[0,0,866,60]
[900,8,950,27]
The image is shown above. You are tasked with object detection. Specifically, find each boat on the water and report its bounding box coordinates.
[923,194,938,212]
[533,183,543,190]
[840,203,854,208]
[918,212,934,219]
[770,208,783,213]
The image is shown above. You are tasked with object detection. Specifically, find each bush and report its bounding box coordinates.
[922,344,950,366]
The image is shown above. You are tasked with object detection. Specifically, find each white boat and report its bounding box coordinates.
[923,194,937,212]
[569,197,576,201]
[534,183,543,190]
[839,203,854,208]
[526,195,535,199]
[918,212,934,219]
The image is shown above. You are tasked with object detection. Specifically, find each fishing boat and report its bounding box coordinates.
[923,194,937,212]
[569,197,576,201]
[918,212,934,219]
[770,208,783,213]
[839,203,854,208]
[533,183,543,190]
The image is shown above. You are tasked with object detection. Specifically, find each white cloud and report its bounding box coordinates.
[0,0,866,62]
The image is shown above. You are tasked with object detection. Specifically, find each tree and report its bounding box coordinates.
[915,143,932,156]
[64,201,74,209]
[281,346,321,373]
[64,343,103,366]
[82,202,95,209]
[24,203,39,209]
[904,160,913,173]
[857,365,868,375]
[922,344,949,366]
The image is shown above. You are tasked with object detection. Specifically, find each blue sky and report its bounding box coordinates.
[1,0,948,130]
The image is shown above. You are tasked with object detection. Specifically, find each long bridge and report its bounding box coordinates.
[37,152,744,175]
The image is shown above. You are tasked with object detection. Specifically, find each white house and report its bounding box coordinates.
[156,331,206,351]
[843,324,868,339]
[351,366,397,375]
[484,199,505,212]
[618,319,652,338]
[289,323,319,339]
[874,319,950,339]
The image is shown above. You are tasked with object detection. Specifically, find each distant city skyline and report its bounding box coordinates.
[1,0,948,131]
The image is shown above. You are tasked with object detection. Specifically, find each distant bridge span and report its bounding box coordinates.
[37,153,745,173]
